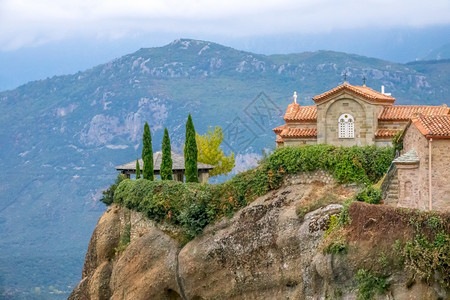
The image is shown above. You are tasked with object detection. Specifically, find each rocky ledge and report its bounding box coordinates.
[69,181,447,299]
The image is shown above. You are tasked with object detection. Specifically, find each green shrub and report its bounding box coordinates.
[325,238,348,254]
[325,215,339,236]
[112,144,394,239]
[267,145,393,185]
[427,215,443,230]
[338,199,352,226]
[356,269,389,300]
[354,186,382,204]
[403,232,449,288]
[100,174,127,205]
[115,224,131,255]
[392,130,403,153]
[396,213,450,289]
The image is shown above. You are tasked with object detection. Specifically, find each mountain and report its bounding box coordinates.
[422,43,450,61]
[0,38,450,299]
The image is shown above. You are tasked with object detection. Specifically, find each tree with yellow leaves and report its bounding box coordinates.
[196,126,235,177]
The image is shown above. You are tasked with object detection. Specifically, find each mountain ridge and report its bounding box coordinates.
[1,38,450,299]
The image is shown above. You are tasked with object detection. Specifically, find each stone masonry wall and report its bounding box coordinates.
[400,124,429,210]
[284,139,317,146]
[430,140,450,211]
[397,165,422,209]
[284,170,335,185]
[316,94,384,146]
[399,124,450,211]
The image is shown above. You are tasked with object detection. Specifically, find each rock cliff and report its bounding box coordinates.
[70,181,448,300]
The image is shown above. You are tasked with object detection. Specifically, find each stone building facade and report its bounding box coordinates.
[393,115,450,211]
[274,83,450,212]
[274,83,449,147]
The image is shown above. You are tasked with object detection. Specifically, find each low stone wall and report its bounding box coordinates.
[284,170,335,185]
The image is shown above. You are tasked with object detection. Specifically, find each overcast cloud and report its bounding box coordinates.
[1,0,450,50]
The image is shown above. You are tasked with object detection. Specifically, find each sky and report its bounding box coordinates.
[1,0,450,51]
[1,0,450,90]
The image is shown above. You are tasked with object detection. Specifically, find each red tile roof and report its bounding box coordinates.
[275,135,284,144]
[313,83,395,104]
[280,127,317,138]
[273,124,287,134]
[375,129,401,138]
[379,105,450,121]
[284,104,317,122]
[412,115,450,139]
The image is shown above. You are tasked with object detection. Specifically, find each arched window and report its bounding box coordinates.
[338,114,354,138]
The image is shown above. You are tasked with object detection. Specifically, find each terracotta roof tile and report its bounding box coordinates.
[275,135,284,144]
[280,127,317,138]
[313,83,395,104]
[412,115,450,139]
[379,105,450,121]
[273,124,287,134]
[374,129,401,138]
[284,104,317,122]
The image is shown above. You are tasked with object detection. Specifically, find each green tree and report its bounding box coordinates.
[196,126,235,176]
[184,114,198,183]
[161,128,173,180]
[142,122,154,180]
[100,173,127,205]
[135,159,141,179]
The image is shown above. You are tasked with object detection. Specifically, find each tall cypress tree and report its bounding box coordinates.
[160,128,173,180]
[135,159,141,179]
[142,122,154,180]
[184,114,198,182]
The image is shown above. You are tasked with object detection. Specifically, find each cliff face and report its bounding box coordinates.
[70,181,447,300]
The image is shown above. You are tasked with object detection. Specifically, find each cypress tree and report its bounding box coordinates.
[142,122,154,180]
[160,128,173,180]
[184,114,198,182]
[135,159,141,179]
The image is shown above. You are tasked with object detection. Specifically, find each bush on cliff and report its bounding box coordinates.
[266,144,394,185]
[111,144,394,239]
[100,174,127,205]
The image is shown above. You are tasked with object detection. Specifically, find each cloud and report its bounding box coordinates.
[1,0,449,50]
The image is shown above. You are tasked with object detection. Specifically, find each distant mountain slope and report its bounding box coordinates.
[0,38,449,299]
[423,43,450,60]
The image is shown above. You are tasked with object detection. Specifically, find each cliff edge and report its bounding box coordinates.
[69,180,448,299]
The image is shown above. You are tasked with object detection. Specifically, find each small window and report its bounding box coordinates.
[338,114,354,138]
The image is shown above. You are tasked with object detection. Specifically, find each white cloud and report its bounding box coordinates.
[1,0,449,50]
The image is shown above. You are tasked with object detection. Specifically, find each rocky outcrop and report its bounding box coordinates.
[70,181,447,299]
[177,185,342,299]
[69,206,182,300]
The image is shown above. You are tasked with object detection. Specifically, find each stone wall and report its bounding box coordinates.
[377,120,409,131]
[375,140,393,147]
[283,138,317,146]
[398,124,450,212]
[430,140,450,211]
[397,164,422,209]
[398,125,429,210]
[284,170,335,185]
[316,94,386,146]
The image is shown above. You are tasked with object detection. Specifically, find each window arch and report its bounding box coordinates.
[338,114,354,138]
